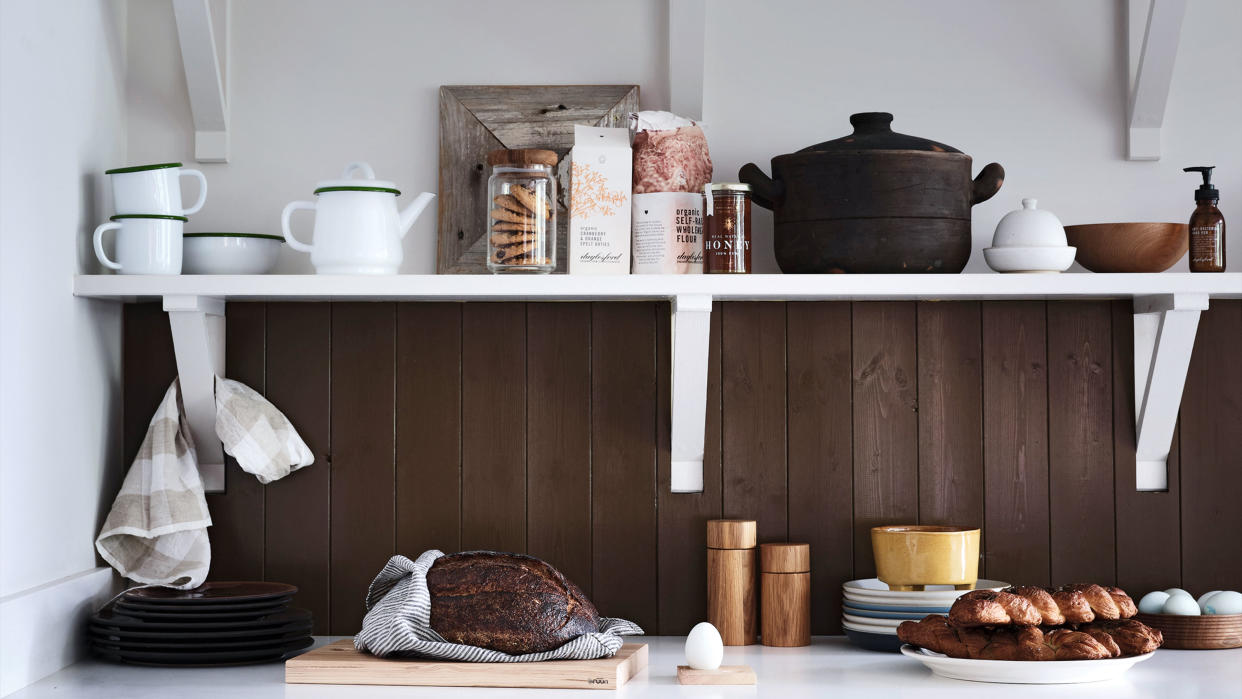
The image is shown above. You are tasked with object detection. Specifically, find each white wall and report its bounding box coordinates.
[703,0,1242,272]
[126,0,671,274]
[0,0,127,693]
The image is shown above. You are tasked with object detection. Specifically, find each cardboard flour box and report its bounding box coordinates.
[631,192,704,274]
[568,125,632,274]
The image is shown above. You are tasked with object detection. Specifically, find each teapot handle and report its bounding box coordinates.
[342,162,376,180]
[281,200,317,253]
[970,163,1005,205]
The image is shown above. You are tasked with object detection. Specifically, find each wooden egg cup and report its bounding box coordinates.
[677,665,757,685]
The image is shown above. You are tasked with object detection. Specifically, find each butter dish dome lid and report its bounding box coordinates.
[991,198,1068,248]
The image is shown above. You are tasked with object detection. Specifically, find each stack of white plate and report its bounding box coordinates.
[842,578,1008,652]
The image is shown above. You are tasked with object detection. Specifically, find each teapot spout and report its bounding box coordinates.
[398,192,436,238]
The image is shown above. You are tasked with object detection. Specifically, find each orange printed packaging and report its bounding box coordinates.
[567,125,632,274]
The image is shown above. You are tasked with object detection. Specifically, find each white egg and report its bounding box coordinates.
[1204,591,1242,616]
[1163,587,1193,600]
[1138,591,1171,614]
[1162,594,1201,615]
[685,621,724,670]
[1197,590,1224,612]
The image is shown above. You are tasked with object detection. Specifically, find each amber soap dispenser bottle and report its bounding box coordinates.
[1184,166,1225,272]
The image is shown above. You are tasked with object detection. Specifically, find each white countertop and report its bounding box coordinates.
[11,636,1242,699]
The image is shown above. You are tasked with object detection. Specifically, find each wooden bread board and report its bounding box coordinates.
[286,640,648,690]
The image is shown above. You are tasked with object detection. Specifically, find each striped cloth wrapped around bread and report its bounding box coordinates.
[897,583,1162,661]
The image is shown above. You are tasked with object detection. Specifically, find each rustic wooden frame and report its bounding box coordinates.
[436,85,639,274]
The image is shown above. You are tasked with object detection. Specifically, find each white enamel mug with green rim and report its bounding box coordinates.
[93,214,185,274]
[106,162,208,216]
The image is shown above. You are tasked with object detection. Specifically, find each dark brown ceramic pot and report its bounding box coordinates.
[739,112,1004,273]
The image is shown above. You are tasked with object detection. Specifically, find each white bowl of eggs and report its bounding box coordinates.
[1135,588,1242,650]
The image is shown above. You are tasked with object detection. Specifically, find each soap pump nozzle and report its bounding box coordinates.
[1184,166,1219,201]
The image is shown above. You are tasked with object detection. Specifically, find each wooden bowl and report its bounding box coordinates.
[1135,612,1242,650]
[1063,223,1188,272]
[870,525,980,591]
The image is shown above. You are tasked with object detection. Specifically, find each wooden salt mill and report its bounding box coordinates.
[760,543,811,647]
[706,519,757,645]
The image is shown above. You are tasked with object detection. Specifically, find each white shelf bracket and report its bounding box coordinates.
[173,0,230,162]
[1127,0,1187,160]
[1132,293,1207,491]
[670,294,712,493]
[163,294,226,492]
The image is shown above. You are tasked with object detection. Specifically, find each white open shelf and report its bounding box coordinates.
[75,272,1242,494]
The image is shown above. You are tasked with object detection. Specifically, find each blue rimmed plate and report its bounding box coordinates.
[841,600,952,614]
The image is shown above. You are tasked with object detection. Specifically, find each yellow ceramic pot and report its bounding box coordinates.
[871,525,980,591]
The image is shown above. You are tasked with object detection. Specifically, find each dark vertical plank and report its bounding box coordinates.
[1180,300,1242,594]
[122,303,177,468]
[206,302,266,582]
[460,304,526,552]
[720,302,788,542]
[526,303,592,594]
[1047,302,1114,586]
[264,303,331,635]
[852,302,919,578]
[657,305,723,634]
[330,303,396,634]
[591,303,658,631]
[1112,301,1181,593]
[787,302,853,634]
[982,302,1050,586]
[917,303,984,537]
[396,304,462,557]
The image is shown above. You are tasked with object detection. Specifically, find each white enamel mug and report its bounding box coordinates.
[93,214,185,274]
[106,162,208,216]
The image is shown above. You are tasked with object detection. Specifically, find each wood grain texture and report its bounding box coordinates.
[760,572,811,647]
[677,665,757,685]
[785,302,852,633]
[525,303,592,595]
[721,302,788,542]
[1047,302,1115,586]
[437,85,638,274]
[1179,300,1242,594]
[396,303,462,557]
[329,303,396,634]
[917,303,983,531]
[287,639,648,689]
[590,303,658,631]
[263,303,331,635]
[707,548,757,646]
[981,302,1050,586]
[851,302,919,579]
[460,304,527,552]
[657,306,723,634]
[1111,301,1181,593]
[205,302,265,582]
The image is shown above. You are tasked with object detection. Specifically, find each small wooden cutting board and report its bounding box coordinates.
[286,640,648,690]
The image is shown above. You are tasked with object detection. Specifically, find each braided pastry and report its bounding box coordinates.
[1078,619,1162,656]
[951,584,1138,627]
[897,616,1115,661]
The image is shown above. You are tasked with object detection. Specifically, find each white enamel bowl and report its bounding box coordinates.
[901,645,1155,684]
[182,233,283,274]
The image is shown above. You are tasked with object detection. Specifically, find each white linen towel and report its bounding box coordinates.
[214,376,313,484]
[354,551,643,661]
[95,380,212,589]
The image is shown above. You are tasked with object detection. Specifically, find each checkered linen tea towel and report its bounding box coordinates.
[95,380,211,589]
[214,377,313,484]
[354,550,643,661]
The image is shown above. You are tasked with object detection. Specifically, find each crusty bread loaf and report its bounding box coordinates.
[426,551,600,654]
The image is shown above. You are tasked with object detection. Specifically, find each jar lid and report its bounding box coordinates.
[488,149,558,167]
[708,183,752,192]
[760,543,810,573]
[706,519,757,549]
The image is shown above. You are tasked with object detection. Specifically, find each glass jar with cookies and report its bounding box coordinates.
[486,149,557,273]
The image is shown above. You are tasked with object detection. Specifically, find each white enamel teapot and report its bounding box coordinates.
[282,162,435,274]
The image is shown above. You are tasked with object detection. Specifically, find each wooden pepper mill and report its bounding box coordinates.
[760,542,811,647]
[706,519,757,646]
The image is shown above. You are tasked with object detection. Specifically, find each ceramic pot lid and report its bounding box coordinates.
[314,161,400,195]
[799,112,961,154]
[991,198,1068,248]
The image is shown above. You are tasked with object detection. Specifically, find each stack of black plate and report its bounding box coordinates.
[89,582,312,666]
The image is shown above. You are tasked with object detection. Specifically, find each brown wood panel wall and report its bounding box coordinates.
[121,300,1242,636]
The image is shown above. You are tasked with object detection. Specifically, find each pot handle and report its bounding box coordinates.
[281,200,317,254]
[738,163,784,210]
[971,163,1005,205]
